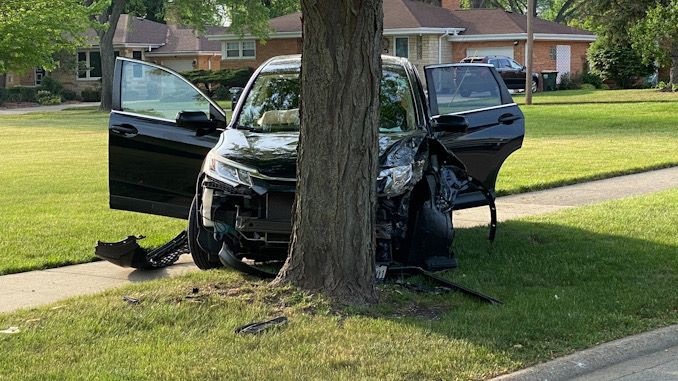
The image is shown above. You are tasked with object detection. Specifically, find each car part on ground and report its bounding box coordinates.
[94,231,188,269]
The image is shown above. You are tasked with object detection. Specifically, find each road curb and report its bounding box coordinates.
[491,324,678,380]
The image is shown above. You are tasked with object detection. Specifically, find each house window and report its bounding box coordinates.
[78,50,119,79]
[395,37,409,59]
[132,51,143,78]
[225,41,256,59]
[35,68,46,85]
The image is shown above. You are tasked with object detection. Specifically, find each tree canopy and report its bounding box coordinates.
[0,0,104,74]
[630,1,678,84]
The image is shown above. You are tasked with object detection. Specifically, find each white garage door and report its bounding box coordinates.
[466,47,514,60]
[161,60,194,73]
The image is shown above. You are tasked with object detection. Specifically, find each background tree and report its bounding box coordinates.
[270,0,382,306]
[579,0,663,88]
[93,0,300,111]
[630,1,678,86]
[0,0,100,75]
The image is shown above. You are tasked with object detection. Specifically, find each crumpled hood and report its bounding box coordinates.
[214,129,427,179]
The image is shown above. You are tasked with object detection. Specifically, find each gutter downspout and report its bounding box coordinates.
[439,31,451,64]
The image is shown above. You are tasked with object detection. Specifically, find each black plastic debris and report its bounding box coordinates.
[234,316,288,334]
[394,280,454,295]
[95,231,188,269]
[123,296,139,305]
[387,266,503,306]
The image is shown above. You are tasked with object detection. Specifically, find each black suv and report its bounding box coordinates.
[107,56,524,272]
[461,55,539,93]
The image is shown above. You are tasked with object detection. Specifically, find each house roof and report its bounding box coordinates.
[210,0,594,40]
[267,0,464,34]
[84,15,224,53]
[151,25,225,54]
[452,8,593,36]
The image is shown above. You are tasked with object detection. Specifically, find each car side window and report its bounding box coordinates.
[120,61,210,121]
[509,59,523,70]
[426,66,503,115]
[497,59,511,68]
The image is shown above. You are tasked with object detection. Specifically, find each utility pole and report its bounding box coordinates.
[525,0,534,105]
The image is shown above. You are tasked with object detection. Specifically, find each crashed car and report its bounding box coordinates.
[108,55,524,273]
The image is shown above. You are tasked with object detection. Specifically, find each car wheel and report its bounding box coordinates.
[188,195,222,270]
[459,88,471,97]
[531,79,539,93]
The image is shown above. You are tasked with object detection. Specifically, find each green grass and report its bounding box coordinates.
[0,108,186,275]
[496,89,678,194]
[1,189,677,380]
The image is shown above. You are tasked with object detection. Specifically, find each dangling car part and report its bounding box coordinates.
[106,55,523,276]
[95,231,188,269]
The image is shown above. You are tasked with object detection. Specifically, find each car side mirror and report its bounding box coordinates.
[432,115,469,133]
[176,111,218,136]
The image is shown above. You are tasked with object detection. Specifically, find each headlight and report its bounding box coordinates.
[203,150,254,187]
[377,164,412,197]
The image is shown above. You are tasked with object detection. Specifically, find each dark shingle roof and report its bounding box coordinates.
[85,15,224,52]
[266,0,593,36]
[453,8,594,35]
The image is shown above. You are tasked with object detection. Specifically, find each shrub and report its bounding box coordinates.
[580,83,596,91]
[673,83,678,92]
[213,86,231,101]
[39,76,65,95]
[558,73,582,90]
[587,39,655,89]
[580,72,604,89]
[81,89,101,102]
[658,81,668,90]
[36,90,62,105]
[601,84,610,90]
[61,89,77,101]
[7,86,38,102]
[181,67,254,98]
[0,88,9,105]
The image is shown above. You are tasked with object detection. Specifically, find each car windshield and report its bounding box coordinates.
[236,62,416,133]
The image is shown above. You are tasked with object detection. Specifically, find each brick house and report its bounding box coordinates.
[2,15,225,94]
[209,0,595,89]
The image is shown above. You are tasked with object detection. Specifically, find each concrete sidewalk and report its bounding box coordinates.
[0,102,100,115]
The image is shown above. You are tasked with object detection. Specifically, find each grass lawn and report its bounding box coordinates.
[0,108,186,275]
[497,89,678,194]
[0,89,676,275]
[1,189,677,380]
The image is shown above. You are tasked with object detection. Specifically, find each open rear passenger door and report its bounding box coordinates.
[424,63,525,209]
[109,58,226,219]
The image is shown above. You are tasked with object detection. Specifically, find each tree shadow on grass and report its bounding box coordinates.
[370,219,678,372]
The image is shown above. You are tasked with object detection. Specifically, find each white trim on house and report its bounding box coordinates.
[206,28,466,42]
[448,33,596,42]
[145,51,221,57]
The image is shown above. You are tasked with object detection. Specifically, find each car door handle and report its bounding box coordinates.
[110,124,138,136]
[498,114,520,124]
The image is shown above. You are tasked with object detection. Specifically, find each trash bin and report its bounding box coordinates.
[541,71,558,91]
[229,87,244,110]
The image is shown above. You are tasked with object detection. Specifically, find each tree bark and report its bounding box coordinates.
[670,40,678,86]
[96,0,126,111]
[271,0,382,306]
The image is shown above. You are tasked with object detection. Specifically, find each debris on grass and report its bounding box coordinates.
[234,316,288,334]
[1,327,20,334]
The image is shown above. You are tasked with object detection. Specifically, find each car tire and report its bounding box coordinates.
[459,88,471,97]
[188,195,222,270]
[532,78,539,93]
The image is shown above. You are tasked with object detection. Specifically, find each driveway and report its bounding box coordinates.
[0,102,101,115]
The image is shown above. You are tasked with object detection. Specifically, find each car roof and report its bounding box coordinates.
[262,54,412,73]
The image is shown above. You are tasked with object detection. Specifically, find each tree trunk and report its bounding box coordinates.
[271,0,382,306]
[670,41,678,86]
[97,0,126,111]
